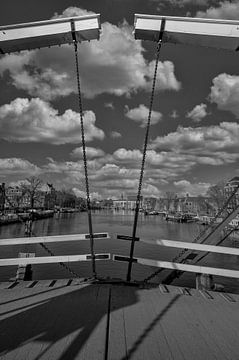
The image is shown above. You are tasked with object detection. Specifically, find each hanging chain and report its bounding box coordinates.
[143,183,239,283]
[73,40,96,279]
[39,242,80,278]
[126,39,163,281]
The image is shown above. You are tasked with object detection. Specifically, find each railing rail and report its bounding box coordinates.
[1,233,238,281]
[118,237,239,256]
[113,255,239,279]
[0,232,109,246]
[0,254,110,266]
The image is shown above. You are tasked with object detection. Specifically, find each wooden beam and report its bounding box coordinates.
[139,238,239,256]
[113,254,239,278]
[0,14,101,54]
[0,253,110,266]
[134,14,239,51]
[0,232,110,246]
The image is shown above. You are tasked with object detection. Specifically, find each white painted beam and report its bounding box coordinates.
[0,253,110,266]
[140,238,239,256]
[113,255,239,278]
[0,232,110,246]
[134,14,239,51]
[0,14,100,54]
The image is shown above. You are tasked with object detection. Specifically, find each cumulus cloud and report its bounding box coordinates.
[104,102,114,109]
[110,131,122,138]
[0,7,181,100]
[174,180,211,196]
[125,104,162,127]
[156,0,209,11]
[41,149,185,198]
[113,148,142,162]
[0,97,104,144]
[111,148,198,175]
[186,103,208,122]
[71,147,105,159]
[210,74,239,118]
[141,183,162,197]
[196,1,239,19]
[150,122,239,165]
[160,0,209,7]
[72,187,102,200]
[150,123,239,152]
[0,158,40,175]
[170,110,179,119]
[40,136,235,198]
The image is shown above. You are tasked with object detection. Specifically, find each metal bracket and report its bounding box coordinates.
[117,235,140,241]
[158,18,166,42]
[70,20,77,43]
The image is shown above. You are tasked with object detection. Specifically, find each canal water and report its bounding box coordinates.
[1,210,239,293]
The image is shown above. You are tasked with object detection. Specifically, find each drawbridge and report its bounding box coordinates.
[0,13,239,288]
[1,13,239,360]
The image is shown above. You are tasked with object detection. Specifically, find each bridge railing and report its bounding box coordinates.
[113,236,239,289]
[0,233,111,267]
[0,233,239,283]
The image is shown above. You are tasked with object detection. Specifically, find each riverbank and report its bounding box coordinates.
[0,209,54,225]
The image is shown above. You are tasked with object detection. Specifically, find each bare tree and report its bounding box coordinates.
[197,195,214,215]
[21,177,43,209]
[206,180,227,214]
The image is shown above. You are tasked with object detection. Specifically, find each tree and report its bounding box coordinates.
[56,189,78,208]
[21,177,44,209]
[206,180,227,215]
[197,195,214,215]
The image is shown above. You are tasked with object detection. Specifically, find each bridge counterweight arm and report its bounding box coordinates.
[0,14,101,54]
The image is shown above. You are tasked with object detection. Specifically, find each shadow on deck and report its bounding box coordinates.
[0,279,239,359]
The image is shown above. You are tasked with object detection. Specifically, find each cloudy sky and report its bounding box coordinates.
[0,0,239,199]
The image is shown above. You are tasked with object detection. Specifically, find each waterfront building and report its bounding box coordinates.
[98,199,113,209]
[178,195,201,214]
[113,195,143,210]
[4,185,48,210]
[5,186,23,209]
[229,214,239,227]
[143,197,157,211]
[113,199,128,210]
[225,177,239,208]
[157,194,213,215]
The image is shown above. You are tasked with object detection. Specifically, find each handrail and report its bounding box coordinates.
[113,255,239,279]
[0,232,110,246]
[126,238,239,256]
[1,234,239,280]
[0,253,110,266]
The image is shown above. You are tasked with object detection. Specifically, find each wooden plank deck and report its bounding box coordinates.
[0,280,239,359]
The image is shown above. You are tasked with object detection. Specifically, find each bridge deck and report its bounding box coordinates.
[0,279,238,359]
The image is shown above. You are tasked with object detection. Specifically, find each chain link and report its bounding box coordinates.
[143,184,239,283]
[127,40,163,281]
[73,41,96,278]
[39,242,80,278]
[136,40,163,204]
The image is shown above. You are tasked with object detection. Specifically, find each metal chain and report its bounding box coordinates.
[39,242,80,278]
[143,183,239,283]
[73,41,96,278]
[127,39,163,281]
